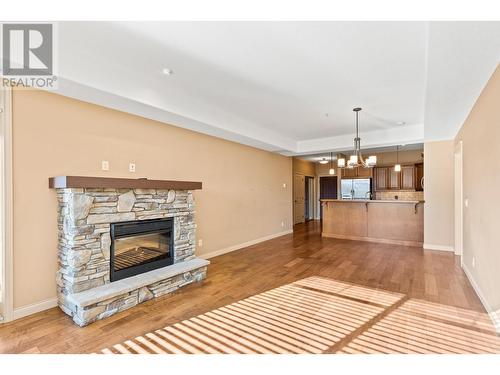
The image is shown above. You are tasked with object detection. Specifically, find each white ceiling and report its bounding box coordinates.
[53,21,499,155]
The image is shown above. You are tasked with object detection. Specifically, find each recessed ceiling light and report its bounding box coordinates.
[397,121,406,126]
[162,68,173,76]
[325,113,329,117]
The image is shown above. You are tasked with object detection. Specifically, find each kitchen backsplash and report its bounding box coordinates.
[374,191,424,201]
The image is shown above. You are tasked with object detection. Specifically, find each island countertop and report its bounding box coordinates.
[321,199,424,247]
[320,199,424,204]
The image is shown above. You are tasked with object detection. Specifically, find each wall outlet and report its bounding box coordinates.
[101,160,109,171]
[129,163,136,172]
[198,239,203,247]
[281,221,285,228]
[472,257,475,268]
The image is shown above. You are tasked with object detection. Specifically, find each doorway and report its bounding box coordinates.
[454,141,463,261]
[304,176,315,221]
[319,176,338,220]
[293,173,315,225]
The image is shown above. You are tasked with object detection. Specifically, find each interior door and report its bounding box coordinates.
[320,176,338,220]
[293,174,305,224]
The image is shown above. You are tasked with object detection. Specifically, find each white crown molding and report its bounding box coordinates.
[50,78,428,157]
[52,77,299,154]
[294,123,424,155]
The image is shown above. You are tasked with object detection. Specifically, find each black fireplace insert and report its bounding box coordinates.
[110,218,174,282]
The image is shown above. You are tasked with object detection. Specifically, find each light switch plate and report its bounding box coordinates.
[129,163,136,172]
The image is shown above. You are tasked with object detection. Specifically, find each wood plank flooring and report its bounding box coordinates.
[0,220,496,353]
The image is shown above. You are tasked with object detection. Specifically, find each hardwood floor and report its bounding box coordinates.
[0,220,496,353]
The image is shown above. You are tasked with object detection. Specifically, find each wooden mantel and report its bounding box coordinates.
[49,176,202,190]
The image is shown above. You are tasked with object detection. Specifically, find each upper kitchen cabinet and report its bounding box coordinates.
[401,165,415,190]
[374,163,424,191]
[388,168,401,190]
[357,166,373,178]
[374,167,388,190]
[415,163,424,191]
[341,166,373,178]
[341,167,357,178]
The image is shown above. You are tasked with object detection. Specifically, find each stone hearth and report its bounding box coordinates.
[51,177,208,326]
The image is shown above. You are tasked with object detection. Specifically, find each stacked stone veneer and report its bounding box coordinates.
[55,187,208,326]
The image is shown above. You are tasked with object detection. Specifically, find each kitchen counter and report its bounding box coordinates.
[321,199,424,204]
[320,199,424,246]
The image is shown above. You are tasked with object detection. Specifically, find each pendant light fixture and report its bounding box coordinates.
[329,152,335,175]
[337,108,377,169]
[394,145,401,172]
[319,158,329,164]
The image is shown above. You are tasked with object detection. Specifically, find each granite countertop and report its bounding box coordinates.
[320,199,425,204]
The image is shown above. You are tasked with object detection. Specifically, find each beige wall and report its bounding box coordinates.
[292,158,315,176]
[456,65,500,313]
[12,89,293,309]
[423,140,455,248]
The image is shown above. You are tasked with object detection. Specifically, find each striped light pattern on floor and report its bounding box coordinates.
[339,299,500,354]
[99,276,404,354]
[99,276,500,354]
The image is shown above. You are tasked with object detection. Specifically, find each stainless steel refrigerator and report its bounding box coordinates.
[340,178,372,200]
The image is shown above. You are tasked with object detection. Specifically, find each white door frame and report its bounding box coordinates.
[454,140,464,263]
[0,85,14,323]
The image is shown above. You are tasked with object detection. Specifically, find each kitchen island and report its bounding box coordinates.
[321,199,424,247]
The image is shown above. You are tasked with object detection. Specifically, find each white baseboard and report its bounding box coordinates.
[12,297,58,320]
[199,229,293,260]
[462,263,500,333]
[423,243,455,252]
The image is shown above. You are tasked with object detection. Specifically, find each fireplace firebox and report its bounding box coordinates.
[110,218,174,282]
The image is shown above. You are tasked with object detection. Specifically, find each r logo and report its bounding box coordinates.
[2,23,53,76]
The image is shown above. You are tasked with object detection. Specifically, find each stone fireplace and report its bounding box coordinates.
[50,176,209,326]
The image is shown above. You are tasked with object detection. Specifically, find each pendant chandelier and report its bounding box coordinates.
[337,108,377,169]
[329,152,335,175]
[394,145,401,172]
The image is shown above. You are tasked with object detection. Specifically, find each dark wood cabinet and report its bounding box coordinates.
[389,168,401,190]
[341,166,373,179]
[357,166,373,178]
[374,163,424,191]
[341,167,357,178]
[374,167,388,190]
[401,165,415,190]
[415,163,424,191]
